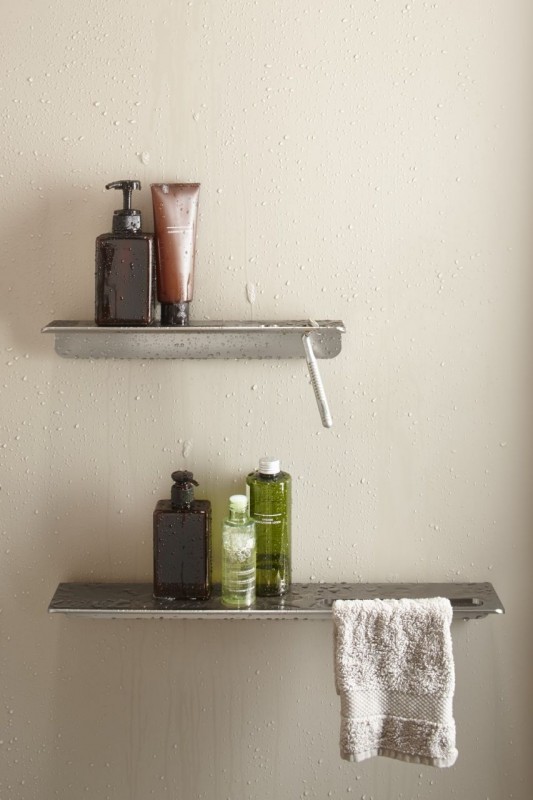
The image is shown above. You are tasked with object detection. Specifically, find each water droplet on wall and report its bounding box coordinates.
[246,283,256,304]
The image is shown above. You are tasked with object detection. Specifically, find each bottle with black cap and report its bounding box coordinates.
[95,180,156,326]
[153,470,212,600]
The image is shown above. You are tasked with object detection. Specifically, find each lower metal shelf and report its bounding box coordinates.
[48,582,504,621]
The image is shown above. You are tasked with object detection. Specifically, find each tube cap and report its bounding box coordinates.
[258,457,280,475]
[161,302,190,326]
[229,494,248,512]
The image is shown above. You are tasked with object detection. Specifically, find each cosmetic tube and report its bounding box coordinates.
[151,183,200,325]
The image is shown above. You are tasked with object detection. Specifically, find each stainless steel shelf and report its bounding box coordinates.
[48,582,504,621]
[41,320,345,360]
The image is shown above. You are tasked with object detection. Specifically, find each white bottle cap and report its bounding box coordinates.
[229,494,248,511]
[258,456,280,475]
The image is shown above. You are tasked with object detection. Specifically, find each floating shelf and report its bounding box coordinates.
[41,320,345,360]
[48,582,504,621]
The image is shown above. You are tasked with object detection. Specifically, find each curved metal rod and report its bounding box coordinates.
[302,333,333,428]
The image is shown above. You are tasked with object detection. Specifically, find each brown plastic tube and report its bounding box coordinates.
[151,183,200,325]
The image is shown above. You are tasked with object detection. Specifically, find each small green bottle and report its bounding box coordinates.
[246,457,291,597]
[221,495,256,608]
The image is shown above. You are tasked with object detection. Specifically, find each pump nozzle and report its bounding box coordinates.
[171,471,199,507]
[171,470,199,487]
[105,180,143,233]
[106,180,141,210]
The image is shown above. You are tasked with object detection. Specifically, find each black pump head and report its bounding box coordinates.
[171,471,199,507]
[106,180,142,233]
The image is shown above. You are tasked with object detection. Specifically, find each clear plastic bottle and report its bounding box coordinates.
[246,457,291,597]
[221,495,256,608]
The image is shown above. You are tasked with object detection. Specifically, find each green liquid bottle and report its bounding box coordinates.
[246,457,291,597]
[221,495,256,608]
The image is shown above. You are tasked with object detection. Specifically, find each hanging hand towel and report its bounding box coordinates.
[333,597,457,767]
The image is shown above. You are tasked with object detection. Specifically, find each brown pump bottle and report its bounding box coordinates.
[95,180,156,326]
[153,471,212,600]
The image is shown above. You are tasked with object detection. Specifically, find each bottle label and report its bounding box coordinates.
[253,512,282,525]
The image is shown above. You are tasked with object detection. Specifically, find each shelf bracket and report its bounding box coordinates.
[303,332,333,428]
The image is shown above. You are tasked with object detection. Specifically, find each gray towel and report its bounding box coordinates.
[333,597,457,767]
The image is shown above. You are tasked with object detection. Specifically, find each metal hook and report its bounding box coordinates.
[302,332,333,428]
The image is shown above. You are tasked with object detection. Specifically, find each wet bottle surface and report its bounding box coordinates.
[95,179,156,326]
[221,495,256,608]
[247,457,291,597]
[153,471,211,600]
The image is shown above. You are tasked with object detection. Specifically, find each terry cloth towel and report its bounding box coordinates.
[333,597,457,767]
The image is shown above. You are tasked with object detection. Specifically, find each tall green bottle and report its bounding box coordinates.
[246,457,291,597]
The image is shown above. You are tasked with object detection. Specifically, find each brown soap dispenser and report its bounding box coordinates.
[153,471,212,600]
[95,180,156,326]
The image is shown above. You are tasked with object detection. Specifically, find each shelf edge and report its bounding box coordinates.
[48,581,505,621]
[41,320,346,360]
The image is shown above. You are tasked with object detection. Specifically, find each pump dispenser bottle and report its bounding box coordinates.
[247,457,291,597]
[153,471,211,600]
[95,180,156,326]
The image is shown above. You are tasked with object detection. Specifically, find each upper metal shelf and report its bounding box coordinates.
[41,320,345,360]
[48,581,504,621]
[42,319,345,426]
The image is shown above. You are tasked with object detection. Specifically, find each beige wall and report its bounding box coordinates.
[1,1,532,797]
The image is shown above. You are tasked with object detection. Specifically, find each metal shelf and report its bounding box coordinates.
[48,581,504,621]
[42,319,345,427]
[41,320,345,360]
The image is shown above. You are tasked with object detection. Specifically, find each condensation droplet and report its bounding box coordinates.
[246,283,256,304]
